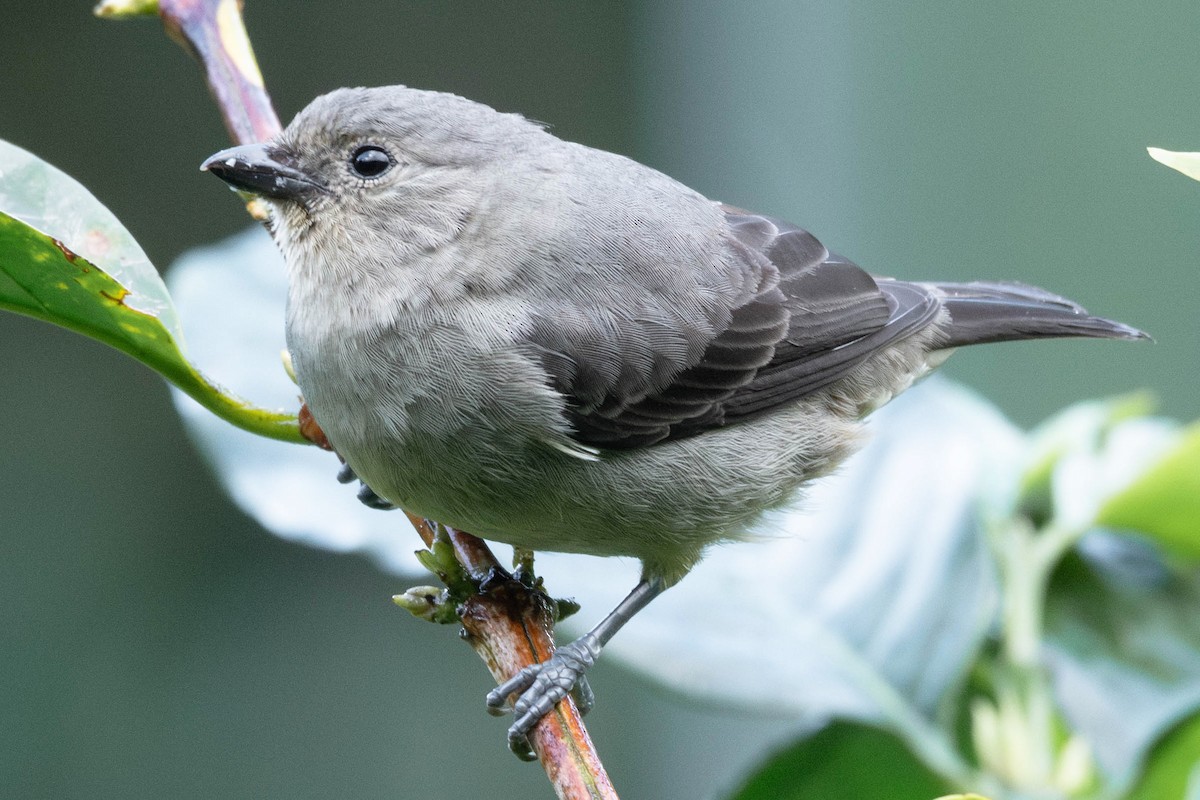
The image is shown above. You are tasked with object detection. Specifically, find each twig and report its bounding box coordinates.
[407,513,616,798]
[460,582,617,799]
[98,1,615,796]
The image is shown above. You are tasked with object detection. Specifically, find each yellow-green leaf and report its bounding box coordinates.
[1124,712,1200,800]
[1096,422,1200,562]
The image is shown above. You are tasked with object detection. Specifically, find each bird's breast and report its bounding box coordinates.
[284,292,573,518]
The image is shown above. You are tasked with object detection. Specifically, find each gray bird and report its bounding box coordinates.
[203,85,1145,759]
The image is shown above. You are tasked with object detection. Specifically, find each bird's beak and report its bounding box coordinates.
[201,143,327,200]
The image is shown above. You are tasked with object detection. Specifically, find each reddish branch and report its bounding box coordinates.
[101,1,617,796]
[159,0,281,144]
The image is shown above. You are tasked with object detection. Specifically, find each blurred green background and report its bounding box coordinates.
[1,2,1197,798]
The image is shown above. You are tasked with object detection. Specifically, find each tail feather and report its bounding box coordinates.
[927,281,1150,348]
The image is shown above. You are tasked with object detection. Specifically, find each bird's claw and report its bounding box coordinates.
[336,463,396,509]
[485,633,601,760]
[356,483,396,510]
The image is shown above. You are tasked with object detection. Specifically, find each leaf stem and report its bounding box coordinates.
[164,361,307,443]
[983,515,1092,797]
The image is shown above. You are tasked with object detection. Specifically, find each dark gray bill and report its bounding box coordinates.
[201,143,326,200]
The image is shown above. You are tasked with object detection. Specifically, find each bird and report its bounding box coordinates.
[202,84,1146,759]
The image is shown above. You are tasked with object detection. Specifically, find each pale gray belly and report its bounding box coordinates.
[284,308,941,575]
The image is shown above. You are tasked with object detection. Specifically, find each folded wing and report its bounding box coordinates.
[526,207,940,449]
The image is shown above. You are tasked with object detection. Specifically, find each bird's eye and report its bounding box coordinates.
[350,145,392,178]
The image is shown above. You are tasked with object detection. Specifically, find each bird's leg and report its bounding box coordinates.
[486,576,667,760]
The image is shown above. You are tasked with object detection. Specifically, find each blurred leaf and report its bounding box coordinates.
[1123,711,1200,800]
[725,721,954,800]
[0,138,303,443]
[1015,394,1164,529]
[1045,534,1200,794]
[1018,397,1125,515]
[93,0,160,18]
[588,376,1015,786]
[166,228,1019,765]
[1148,147,1200,182]
[1096,422,1200,562]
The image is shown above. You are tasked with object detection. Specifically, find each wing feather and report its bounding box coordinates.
[529,207,939,448]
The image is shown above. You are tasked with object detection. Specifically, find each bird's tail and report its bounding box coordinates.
[927,281,1149,348]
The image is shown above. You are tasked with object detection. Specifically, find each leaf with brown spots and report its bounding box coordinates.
[0,139,303,443]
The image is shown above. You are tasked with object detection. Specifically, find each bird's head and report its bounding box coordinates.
[202,85,548,261]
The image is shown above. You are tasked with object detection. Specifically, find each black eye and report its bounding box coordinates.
[350,145,392,178]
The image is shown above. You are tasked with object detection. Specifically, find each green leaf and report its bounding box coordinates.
[1096,422,1200,562]
[0,139,303,443]
[1123,712,1200,800]
[725,722,957,800]
[1045,538,1200,793]
[1148,147,1200,183]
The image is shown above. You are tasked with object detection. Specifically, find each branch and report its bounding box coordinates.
[99,0,279,142]
[408,515,616,799]
[98,1,616,796]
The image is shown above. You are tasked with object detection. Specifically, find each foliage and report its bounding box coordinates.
[727,722,952,800]
[2,52,1199,800]
[0,140,303,443]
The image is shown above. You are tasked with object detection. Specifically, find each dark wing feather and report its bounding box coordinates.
[529,207,939,449]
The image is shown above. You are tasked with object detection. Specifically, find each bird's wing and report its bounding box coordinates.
[525,206,940,449]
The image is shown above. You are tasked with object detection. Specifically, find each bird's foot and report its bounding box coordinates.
[485,633,601,760]
[336,463,396,510]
